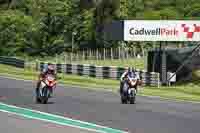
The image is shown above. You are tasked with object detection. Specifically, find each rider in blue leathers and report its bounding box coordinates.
[119,67,140,95]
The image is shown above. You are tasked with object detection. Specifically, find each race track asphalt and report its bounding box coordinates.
[0,111,96,133]
[0,76,200,133]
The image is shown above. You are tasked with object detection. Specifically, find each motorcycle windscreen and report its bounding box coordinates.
[47,75,55,81]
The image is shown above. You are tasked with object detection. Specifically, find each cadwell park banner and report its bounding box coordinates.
[124,20,200,41]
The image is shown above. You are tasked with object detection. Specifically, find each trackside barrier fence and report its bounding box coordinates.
[38,62,160,87]
[0,56,25,68]
[0,57,160,87]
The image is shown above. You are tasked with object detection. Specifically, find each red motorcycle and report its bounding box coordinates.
[36,74,56,104]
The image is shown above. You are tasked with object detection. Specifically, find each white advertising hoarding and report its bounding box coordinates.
[124,20,200,41]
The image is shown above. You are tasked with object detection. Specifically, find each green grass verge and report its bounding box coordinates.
[0,64,200,103]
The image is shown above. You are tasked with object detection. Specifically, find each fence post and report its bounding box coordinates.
[96,49,98,60]
[118,47,120,59]
[64,53,67,64]
[158,73,160,88]
[126,48,129,59]
[144,55,147,71]
[83,50,85,60]
[123,48,125,60]
[86,49,88,60]
[111,48,113,60]
[142,44,145,58]
[76,52,78,61]
[89,48,92,60]
[104,48,105,60]
[92,49,94,60]
[70,52,72,63]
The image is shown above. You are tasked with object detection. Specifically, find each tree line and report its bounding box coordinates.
[0,0,200,56]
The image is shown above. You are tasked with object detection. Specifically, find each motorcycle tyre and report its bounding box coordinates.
[130,91,136,104]
[121,95,128,104]
[35,89,41,103]
[41,87,49,104]
[41,97,48,104]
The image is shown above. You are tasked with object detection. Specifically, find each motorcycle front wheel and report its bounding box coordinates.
[35,88,41,103]
[129,90,136,104]
[41,87,49,104]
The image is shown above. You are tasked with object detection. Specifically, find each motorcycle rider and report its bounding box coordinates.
[119,67,140,95]
[36,64,57,98]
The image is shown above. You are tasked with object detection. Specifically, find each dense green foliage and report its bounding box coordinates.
[0,0,200,56]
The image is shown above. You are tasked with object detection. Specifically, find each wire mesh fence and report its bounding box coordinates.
[63,47,147,61]
[19,48,146,70]
[48,48,147,70]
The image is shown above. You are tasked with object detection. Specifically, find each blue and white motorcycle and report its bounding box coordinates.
[121,76,138,104]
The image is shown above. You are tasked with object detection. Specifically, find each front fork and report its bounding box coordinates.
[128,86,137,97]
[36,81,46,97]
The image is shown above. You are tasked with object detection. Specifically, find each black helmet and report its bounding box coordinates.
[47,64,55,73]
[128,67,132,72]
[128,67,136,73]
[132,67,136,72]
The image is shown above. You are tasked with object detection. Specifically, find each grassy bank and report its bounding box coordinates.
[1,64,200,102]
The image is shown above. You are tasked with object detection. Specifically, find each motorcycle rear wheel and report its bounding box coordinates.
[121,95,128,104]
[41,97,48,104]
[36,97,41,103]
[35,89,41,103]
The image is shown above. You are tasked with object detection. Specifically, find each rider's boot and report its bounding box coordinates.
[35,81,41,97]
[119,81,124,96]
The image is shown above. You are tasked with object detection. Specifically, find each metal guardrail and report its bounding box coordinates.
[0,56,25,68]
[39,62,160,87]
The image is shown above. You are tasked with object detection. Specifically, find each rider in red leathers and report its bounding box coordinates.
[35,64,56,97]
